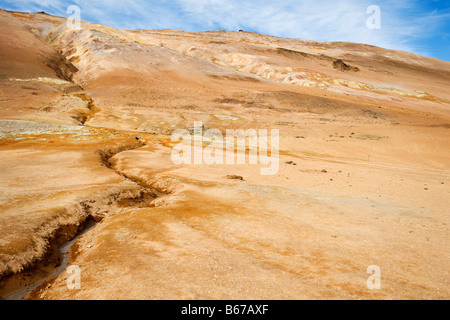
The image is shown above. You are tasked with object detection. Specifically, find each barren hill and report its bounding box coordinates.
[0,9,449,300]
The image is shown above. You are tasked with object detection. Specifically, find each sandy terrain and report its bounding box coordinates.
[0,9,449,300]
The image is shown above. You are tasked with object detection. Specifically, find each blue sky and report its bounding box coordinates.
[1,0,449,61]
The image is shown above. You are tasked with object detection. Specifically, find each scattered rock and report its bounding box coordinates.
[226,175,244,181]
[285,161,297,165]
[91,213,105,222]
[333,59,360,72]
[321,169,327,173]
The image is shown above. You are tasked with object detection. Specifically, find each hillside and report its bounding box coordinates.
[0,9,449,300]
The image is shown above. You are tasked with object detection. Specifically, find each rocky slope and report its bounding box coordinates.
[0,9,449,299]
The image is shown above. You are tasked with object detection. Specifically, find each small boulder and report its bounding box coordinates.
[333,59,359,72]
[226,175,244,181]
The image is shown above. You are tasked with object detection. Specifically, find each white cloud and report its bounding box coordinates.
[174,0,418,51]
[1,0,448,58]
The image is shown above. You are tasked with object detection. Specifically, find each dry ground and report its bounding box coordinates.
[0,9,449,299]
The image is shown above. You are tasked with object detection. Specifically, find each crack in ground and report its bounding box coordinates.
[0,141,174,300]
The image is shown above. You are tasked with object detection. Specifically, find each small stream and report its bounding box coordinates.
[3,144,154,300]
[3,219,97,300]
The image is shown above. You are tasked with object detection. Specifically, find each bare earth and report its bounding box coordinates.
[0,10,449,300]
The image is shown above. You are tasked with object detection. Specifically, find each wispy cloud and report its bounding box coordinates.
[1,0,449,60]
